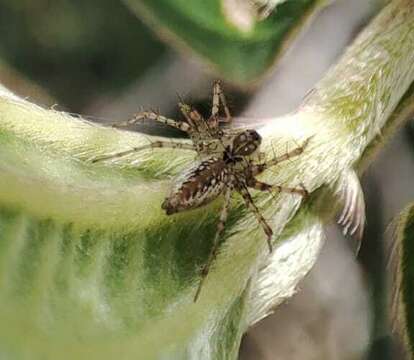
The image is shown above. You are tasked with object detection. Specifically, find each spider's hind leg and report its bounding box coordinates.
[194,187,232,302]
[248,179,308,197]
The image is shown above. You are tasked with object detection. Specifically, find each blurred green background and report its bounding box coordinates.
[0,0,165,110]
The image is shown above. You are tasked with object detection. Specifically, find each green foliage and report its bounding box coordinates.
[0,0,165,109]
[391,203,414,358]
[0,93,255,359]
[0,1,413,359]
[124,0,323,84]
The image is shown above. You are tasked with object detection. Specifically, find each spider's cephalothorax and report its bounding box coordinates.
[93,81,310,301]
[226,129,262,158]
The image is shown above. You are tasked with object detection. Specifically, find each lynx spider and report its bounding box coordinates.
[94,81,310,301]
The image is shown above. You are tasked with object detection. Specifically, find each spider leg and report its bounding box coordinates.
[211,81,220,119]
[194,187,232,302]
[178,101,205,132]
[238,184,273,253]
[91,141,195,163]
[251,137,312,176]
[113,111,191,133]
[211,80,232,123]
[247,179,308,197]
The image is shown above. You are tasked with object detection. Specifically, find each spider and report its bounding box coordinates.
[93,81,310,301]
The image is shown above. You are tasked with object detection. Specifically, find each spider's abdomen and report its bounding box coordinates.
[162,158,228,215]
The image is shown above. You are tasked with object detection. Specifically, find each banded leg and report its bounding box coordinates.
[211,80,231,122]
[247,179,308,197]
[91,141,195,163]
[194,187,231,302]
[238,185,273,253]
[178,102,207,135]
[113,111,191,133]
[250,137,312,176]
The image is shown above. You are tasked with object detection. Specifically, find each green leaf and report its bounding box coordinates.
[122,0,326,84]
[0,0,414,358]
[390,203,414,358]
[0,85,323,359]
[0,88,245,359]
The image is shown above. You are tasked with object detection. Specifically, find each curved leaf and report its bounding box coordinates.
[0,1,414,358]
[123,0,327,84]
[390,203,414,358]
[0,86,324,359]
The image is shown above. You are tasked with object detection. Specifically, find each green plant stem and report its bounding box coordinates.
[391,203,414,359]
[0,1,413,359]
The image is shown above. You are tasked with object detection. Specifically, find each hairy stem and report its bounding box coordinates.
[0,1,413,359]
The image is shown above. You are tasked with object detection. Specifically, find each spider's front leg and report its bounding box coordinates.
[194,187,232,302]
[211,80,231,123]
[250,137,312,176]
[113,111,192,134]
[91,141,195,163]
